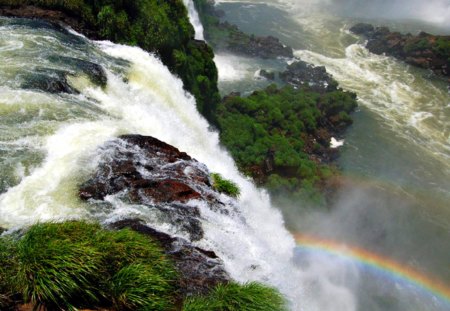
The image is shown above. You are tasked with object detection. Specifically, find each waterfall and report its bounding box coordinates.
[183,0,205,40]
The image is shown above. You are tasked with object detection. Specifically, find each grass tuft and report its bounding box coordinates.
[183,282,288,311]
[110,263,175,311]
[211,173,241,198]
[13,220,177,310]
[0,235,19,308]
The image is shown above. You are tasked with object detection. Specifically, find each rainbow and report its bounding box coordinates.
[294,233,450,304]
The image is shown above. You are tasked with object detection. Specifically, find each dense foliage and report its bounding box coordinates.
[0,0,220,121]
[183,282,288,311]
[0,221,177,310]
[211,173,241,198]
[217,84,357,203]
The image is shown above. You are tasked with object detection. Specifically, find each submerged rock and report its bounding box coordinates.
[49,56,108,88]
[280,61,338,93]
[259,69,275,80]
[21,70,78,94]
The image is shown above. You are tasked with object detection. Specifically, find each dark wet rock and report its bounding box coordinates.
[79,135,232,241]
[228,33,293,59]
[110,219,230,296]
[50,56,107,88]
[349,23,374,36]
[0,227,5,235]
[259,69,275,80]
[350,23,450,82]
[280,61,338,93]
[21,70,78,94]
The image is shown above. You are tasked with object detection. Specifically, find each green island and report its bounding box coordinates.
[217,85,357,205]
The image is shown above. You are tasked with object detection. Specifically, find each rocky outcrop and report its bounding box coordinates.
[350,23,450,82]
[80,135,233,295]
[280,61,338,93]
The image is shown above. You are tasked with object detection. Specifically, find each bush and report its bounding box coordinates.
[183,282,288,311]
[211,173,241,198]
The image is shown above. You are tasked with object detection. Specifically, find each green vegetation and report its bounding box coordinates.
[403,38,431,53]
[183,282,288,311]
[0,221,177,310]
[211,173,241,198]
[0,0,220,122]
[111,264,174,311]
[434,37,450,61]
[217,84,356,204]
[0,235,18,308]
[403,36,450,61]
[0,221,288,310]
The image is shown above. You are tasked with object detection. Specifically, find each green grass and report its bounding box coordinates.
[111,263,175,311]
[211,173,241,198]
[183,282,288,311]
[0,235,19,309]
[13,221,177,310]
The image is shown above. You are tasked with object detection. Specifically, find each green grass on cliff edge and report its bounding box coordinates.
[0,0,221,123]
[1,221,177,310]
[0,221,288,310]
[183,282,288,311]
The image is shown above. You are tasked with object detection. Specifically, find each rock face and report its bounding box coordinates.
[280,61,338,93]
[80,135,233,295]
[350,23,450,82]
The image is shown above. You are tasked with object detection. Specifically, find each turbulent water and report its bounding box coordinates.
[1,1,450,311]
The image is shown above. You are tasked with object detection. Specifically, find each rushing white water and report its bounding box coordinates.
[183,0,205,40]
[0,18,365,311]
[295,45,450,170]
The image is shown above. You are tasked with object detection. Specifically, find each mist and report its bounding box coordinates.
[320,0,450,28]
